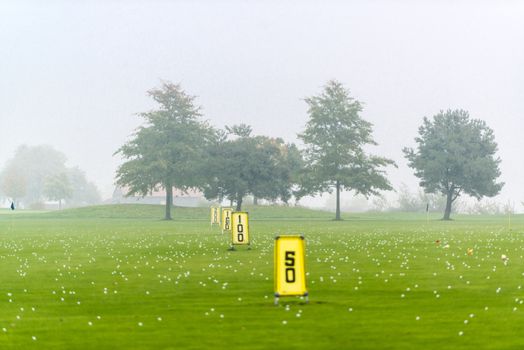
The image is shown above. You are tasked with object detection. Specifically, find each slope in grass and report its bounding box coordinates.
[35,204,335,221]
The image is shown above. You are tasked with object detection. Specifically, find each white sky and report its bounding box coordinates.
[0,0,523,208]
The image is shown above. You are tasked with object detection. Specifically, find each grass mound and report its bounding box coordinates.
[32,204,335,221]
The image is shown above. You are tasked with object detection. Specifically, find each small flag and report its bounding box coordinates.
[10,202,15,210]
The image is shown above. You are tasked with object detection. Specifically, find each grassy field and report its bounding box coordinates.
[0,204,523,349]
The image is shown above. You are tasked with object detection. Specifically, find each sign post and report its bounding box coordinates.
[230,212,250,250]
[274,235,308,305]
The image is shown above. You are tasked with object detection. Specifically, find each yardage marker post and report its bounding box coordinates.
[274,235,308,305]
[221,208,233,234]
[230,211,250,250]
[210,206,221,226]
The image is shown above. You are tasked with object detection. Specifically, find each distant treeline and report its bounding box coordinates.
[0,145,101,209]
[114,80,503,221]
[370,184,513,215]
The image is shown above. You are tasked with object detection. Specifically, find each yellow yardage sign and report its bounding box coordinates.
[231,212,249,245]
[222,208,233,232]
[274,235,308,300]
[210,206,221,225]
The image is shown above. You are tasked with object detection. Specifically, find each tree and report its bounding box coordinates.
[115,81,215,220]
[0,145,67,206]
[465,198,503,215]
[297,80,395,220]
[67,167,101,206]
[44,173,73,209]
[0,145,100,209]
[249,136,303,206]
[396,183,446,212]
[0,163,27,205]
[403,109,503,220]
[202,126,302,210]
[225,124,253,138]
[272,142,304,205]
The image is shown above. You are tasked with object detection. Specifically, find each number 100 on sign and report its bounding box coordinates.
[274,235,307,298]
[231,212,249,245]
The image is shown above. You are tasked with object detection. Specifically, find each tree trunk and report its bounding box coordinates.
[443,190,453,220]
[165,185,173,220]
[253,196,258,205]
[59,199,62,210]
[236,195,243,211]
[335,180,342,221]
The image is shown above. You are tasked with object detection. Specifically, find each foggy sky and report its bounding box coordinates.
[1,1,523,208]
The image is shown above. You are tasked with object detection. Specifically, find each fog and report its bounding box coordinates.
[1,1,523,209]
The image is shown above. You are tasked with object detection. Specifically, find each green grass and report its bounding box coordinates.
[0,205,523,349]
[35,204,336,220]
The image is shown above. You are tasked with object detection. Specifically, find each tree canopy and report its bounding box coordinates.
[43,172,73,209]
[115,81,216,220]
[66,167,101,206]
[403,109,504,220]
[202,125,302,210]
[298,80,395,220]
[0,145,99,209]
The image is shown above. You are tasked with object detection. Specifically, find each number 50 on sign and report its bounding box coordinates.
[274,235,308,304]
